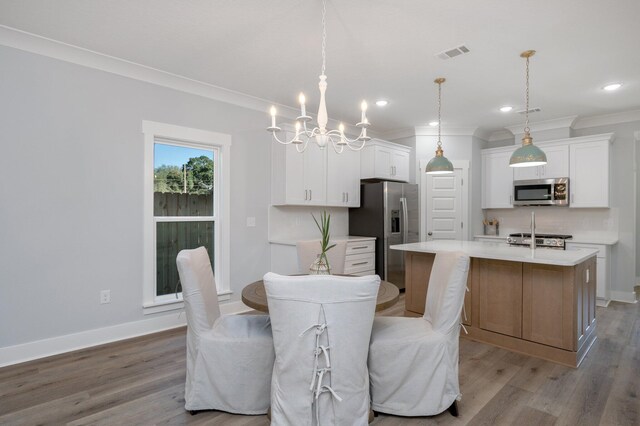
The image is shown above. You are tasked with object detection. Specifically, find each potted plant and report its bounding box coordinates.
[310,211,336,274]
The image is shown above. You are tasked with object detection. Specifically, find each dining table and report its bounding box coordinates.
[241,276,400,313]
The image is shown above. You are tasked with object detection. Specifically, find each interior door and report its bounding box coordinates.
[425,169,463,240]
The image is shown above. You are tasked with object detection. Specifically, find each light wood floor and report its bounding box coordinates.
[1,292,638,425]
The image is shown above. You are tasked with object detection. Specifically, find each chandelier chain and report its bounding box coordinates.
[525,55,530,133]
[437,80,442,148]
[321,0,327,76]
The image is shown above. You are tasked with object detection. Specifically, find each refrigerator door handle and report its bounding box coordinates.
[400,197,408,244]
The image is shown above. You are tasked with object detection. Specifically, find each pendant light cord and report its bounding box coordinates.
[321,0,327,76]
[525,54,530,134]
[437,80,442,148]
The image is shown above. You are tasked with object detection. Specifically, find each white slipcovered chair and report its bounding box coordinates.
[176,247,275,414]
[368,251,470,418]
[296,240,347,274]
[263,272,380,425]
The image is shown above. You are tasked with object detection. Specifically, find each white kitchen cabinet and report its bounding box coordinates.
[481,148,514,209]
[569,140,610,208]
[566,242,611,305]
[327,147,360,207]
[271,132,327,206]
[361,139,411,182]
[343,238,376,276]
[513,144,569,180]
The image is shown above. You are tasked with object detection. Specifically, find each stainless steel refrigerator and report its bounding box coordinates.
[349,181,419,290]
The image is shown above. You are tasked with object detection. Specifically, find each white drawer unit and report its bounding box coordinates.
[344,238,376,276]
[345,240,375,256]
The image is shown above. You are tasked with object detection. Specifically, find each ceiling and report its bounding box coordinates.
[1,0,639,135]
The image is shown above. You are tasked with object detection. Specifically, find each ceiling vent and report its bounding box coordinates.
[436,44,471,60]
[517,107,542,114]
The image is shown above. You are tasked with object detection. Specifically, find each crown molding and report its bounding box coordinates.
[379,127,416,141]
[488,129,514,142]
[414,126,479,137]
[573,109,640,130]
[472,128,492,141]
[505,115,578,135]
[0,25,305,117]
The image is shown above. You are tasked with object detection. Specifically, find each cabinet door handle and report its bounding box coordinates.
[571,193,574,204]
[351,245,368,250]
[509,195,513,205]
[305,189,308,200]
[309,190,312,200]
[352,261,369,266]
[346,193,349,202]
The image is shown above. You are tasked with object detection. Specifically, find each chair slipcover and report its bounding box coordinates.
[263,272,380,425]
[368,251,470,417]
[296,240,347,274]
[177,247,275,414]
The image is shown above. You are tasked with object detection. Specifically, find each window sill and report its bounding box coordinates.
[143,291,232,315]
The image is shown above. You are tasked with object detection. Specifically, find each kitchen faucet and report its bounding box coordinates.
[530,211,536,251]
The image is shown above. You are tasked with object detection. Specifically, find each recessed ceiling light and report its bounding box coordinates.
[603,83,622,91]
[375,100,388,107]
[429,121,439,127]
[500,106,513,112]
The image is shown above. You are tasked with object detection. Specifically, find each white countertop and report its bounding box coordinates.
[391,240,599,266]
[269,235,376,246]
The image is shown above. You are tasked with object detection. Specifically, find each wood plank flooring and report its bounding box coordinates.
[1,291,638,425]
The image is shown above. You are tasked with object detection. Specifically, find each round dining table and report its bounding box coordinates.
[241,276,400,313]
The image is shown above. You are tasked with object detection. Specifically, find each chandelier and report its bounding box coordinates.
[425,78,454,174]
[509,50,547,167]
[267,0,371,153]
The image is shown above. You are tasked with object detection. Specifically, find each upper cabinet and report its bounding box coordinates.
[360,139,411,182]
[271,130,367,207]
[271,132,327,206]
[327,147,360,207]
[481,133,613,209]
[513,144,569,180]
[482,148,515,209]
[569,138,611,208]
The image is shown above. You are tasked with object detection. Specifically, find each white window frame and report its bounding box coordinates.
[142,121,232,314]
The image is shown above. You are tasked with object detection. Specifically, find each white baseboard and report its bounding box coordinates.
[0,300,251,368]
[610,290,638,304]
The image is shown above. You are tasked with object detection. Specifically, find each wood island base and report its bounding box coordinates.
[403,251,598,368]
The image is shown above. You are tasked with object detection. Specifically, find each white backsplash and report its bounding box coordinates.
[268,206,349,241]
[483,207,618,238]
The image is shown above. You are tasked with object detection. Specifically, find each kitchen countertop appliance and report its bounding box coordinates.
[507,233,573,250]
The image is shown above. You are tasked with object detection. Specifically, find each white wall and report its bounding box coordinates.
[0,45,272,349]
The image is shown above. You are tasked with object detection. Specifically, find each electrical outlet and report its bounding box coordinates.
[100,290,111,304]
[246,217,256,227]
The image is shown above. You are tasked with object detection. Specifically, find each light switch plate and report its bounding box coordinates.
[246,217,256,227]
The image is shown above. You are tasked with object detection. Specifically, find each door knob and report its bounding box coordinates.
[427,232,433,236]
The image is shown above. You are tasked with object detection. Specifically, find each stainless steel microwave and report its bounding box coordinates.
[513,178,569,206]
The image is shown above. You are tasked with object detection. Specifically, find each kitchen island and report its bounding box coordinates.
[391,241,599,367]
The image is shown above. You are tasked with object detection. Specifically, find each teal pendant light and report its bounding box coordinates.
[509,50,547,168]
[426,78,454,174]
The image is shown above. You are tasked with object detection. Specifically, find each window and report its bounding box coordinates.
[142,121,231,313]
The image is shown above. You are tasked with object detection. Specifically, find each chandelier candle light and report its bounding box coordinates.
[425,78,454,174]
[267,0,371,153]
[509,50,547,168]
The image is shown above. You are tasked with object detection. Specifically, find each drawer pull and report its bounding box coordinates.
[351,246,368,250]
[352,261,369,266]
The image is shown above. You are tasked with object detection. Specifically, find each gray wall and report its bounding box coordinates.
[0,46,271,347]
